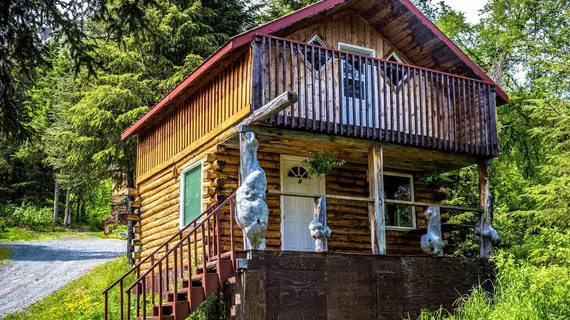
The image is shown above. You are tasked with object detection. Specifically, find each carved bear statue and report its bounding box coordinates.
[236,132,269,251]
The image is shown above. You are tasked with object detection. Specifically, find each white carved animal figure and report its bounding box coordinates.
[236,132,269,250]
[309,196,331,252]
[420,206,445,256]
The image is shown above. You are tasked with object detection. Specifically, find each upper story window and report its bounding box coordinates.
[306,35,329,70]
[338,42,375,101]
[385,52,408,87]
[384,172,415,229]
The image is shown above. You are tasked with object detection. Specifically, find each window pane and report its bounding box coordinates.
[384,174,414,228]
[183,164,202,225]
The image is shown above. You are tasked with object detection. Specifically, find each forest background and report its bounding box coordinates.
[0,0,568,318]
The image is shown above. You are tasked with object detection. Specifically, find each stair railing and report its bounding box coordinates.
[124,192,237,319]
[103,194,234,320]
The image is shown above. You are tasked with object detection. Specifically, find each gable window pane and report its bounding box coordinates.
[385,53,408,86]
[306,35,328,69]
[182,163,202,226]
[384,173,415,228]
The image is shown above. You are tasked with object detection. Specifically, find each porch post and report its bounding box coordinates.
[476,161,500,258]
[368,146,386,255]
[236,132,269,250]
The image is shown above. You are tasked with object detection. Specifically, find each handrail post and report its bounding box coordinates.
[230,199,236,270]
[252,36,265,111]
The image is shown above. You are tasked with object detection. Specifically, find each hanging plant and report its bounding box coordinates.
[302,152,345,178]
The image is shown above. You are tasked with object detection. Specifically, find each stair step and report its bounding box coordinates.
[152,301,190,318]
[138,316,174,320]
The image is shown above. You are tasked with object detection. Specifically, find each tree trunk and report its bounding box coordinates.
[64,189,71,226]
[126,171,136,266]
[53,178,60,225]
[75,195,81,224]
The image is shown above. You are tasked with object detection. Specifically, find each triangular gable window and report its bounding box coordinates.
[306,35,329,70]
[386,52,408,87]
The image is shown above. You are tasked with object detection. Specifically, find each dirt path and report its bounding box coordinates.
[0,237,125,316]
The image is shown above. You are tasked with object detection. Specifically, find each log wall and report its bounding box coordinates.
[136,49,252,178]
[136,142,455,265]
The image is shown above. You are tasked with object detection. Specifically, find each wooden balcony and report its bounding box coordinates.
[251,35,499,157]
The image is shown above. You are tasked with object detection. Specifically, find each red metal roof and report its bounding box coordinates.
[121,0,508,140]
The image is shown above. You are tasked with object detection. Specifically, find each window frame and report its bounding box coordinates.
[179,159,204,230]
[384,52,409,88]
[338,42,376,104]
[306,34,332,71]
[384,171,416,230]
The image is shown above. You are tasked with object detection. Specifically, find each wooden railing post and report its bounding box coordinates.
[252,36,265,111]
[368,146,386,255]
[476,161,500,258]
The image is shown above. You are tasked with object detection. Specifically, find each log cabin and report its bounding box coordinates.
[104,0,506,319]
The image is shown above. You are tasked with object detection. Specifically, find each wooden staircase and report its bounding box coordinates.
[103,193,239,320]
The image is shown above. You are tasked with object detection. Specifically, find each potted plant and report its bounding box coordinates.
[302,152,345,194]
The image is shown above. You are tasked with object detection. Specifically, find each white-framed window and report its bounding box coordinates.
[385,52,408,87]
[179,160,204,229]
[338,42,375,126]
[306,35,330,70]
[384,171,416,230]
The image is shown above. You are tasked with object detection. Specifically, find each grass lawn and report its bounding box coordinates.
[1,257,132,320]
[0,246,11,267]
[0,228,118,242]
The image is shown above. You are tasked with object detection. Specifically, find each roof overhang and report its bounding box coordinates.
[121,0,508,140]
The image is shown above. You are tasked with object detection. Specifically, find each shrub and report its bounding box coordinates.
[11,203,54,232]
[0,217,6,232]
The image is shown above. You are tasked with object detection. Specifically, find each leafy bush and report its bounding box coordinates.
[0,217,6,233]
[10,203,53,232]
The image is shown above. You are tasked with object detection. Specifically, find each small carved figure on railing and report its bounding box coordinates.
[420,206,444,256]
[309,196,331,252]
[236,132,269,250]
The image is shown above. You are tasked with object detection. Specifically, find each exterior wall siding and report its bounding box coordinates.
[136,49,252,178]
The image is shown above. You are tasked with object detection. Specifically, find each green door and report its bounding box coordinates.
[183,164,202,225]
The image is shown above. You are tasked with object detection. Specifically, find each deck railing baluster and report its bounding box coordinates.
[247,34,498,157]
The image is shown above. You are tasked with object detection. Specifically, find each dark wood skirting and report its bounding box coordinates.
[232,251,494,320]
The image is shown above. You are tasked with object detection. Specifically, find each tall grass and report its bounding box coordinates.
[419,254,570,320]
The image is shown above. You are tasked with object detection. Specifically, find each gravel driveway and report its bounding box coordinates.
[0,237,125,316]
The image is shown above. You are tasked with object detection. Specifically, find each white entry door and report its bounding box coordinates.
[280,156,325,251]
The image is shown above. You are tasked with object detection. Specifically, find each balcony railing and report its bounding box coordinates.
[251,35,499,157]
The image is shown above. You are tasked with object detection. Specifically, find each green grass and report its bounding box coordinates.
[417,255,570,320]
[0,227,100,242]
[0,246,11,267]
[1,257,132,320]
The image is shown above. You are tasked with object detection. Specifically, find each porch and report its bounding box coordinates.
[220,124,493,257]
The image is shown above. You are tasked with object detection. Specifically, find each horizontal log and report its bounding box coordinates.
[127,188,140,197]
[267,190,372,202]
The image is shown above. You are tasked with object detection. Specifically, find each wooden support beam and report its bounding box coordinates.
[477,161,499,258]
[384,199,482,212]
[237,91,298,128]
[368,146,386,255]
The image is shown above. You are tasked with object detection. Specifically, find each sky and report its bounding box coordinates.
[441,0,488,23]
